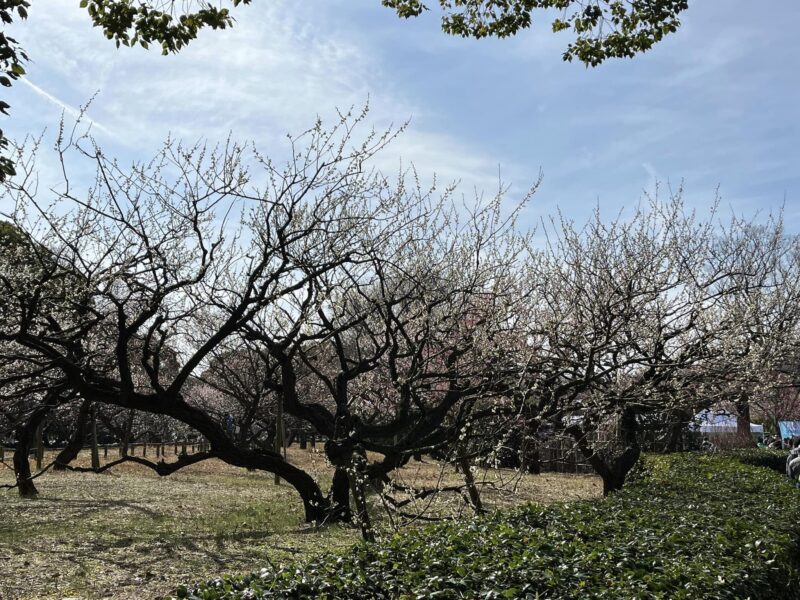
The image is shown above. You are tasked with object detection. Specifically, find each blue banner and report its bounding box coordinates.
[778,421,800,440]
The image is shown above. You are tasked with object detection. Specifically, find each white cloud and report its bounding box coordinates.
[3,0,798,233]
[4,0,513,197]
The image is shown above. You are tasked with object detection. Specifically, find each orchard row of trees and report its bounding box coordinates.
[2,112,799,536]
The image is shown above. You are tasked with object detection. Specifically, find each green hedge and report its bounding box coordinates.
[173,452,800,600]
[728,448,790,474]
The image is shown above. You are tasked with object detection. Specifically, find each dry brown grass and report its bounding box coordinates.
[0,447,600,600]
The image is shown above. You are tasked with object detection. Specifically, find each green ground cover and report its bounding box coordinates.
[0,448,596,599]
[176,451,800,600]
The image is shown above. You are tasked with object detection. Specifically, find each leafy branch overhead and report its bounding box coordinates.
[78,0,253,54]
[0,0,29,181]
[0,0,252,181]
[74,0,690,62]
[382,0,689,65]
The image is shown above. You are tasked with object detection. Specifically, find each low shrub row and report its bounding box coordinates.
[173,451,800,600]
[727,447,791,474]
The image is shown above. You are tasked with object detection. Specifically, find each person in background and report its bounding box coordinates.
[787,439,800,486]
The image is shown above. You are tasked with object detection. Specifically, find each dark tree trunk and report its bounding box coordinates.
[665,420,685,453]
[42,383,331,523]
[273,408,284,485]
[166,398,330,523]
[329,467,353,522]
[14,406,52,497]
[588,446,641,495]
[736,394,756,447]
[528,447,541,474]
[13,443,38,498]
[215,446,329,522]
[54,400,92,470]
[457,457,484,514]
[571,408,641,496]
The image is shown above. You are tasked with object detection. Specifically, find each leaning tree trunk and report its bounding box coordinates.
[54,400,92,470]
[14,406,52,497]
[165,399,329,522]
[457,457,484,514]
[206,448,334,522]
[13,441,38,498]
[56,387,331,523]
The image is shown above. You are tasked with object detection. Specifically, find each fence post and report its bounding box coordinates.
[35,422,44,471]
[90,405,100,470]
[572,442,578,474]
[122,410,133,457]
[274,407,285,485]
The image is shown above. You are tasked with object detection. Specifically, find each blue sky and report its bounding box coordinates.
[3,1,799,230]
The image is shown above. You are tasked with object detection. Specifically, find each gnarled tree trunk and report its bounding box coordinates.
[104,393,332,523]
[14,405,52,497]
[54,400,92,470]
[571,408,641,496]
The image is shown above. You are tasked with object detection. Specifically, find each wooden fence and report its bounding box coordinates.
[0,428,690,476]
[0,432,325,464]
[530,438,596,474]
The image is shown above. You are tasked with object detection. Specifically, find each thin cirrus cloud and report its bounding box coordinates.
[19,78,112,137]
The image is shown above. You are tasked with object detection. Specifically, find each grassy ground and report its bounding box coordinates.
[0,447,600,600]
